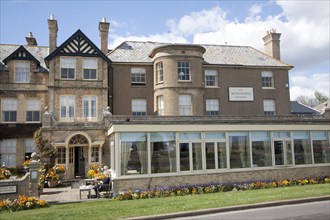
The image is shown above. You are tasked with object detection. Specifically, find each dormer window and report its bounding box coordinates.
[60,57,76,79]
[15,61,30,83]
[83,58,97,80]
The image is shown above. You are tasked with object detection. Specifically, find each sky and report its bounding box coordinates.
[1,0,329,101]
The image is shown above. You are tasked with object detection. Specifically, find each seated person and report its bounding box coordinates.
[93,176,111,197]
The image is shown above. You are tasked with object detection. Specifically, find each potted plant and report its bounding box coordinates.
[46,168,59,187]
[0,167,12,180]
[53,164,66,179]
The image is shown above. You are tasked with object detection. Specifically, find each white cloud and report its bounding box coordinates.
[290,73,330,100]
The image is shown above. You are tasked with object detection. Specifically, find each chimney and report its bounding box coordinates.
[48,14,58,53]
[98,17,110,54]
[25,32,38,46]
[263,29,281,60]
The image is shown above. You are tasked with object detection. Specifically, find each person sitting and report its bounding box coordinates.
[93,176,111,197]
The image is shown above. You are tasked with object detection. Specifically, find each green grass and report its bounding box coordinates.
[1,184,329,220]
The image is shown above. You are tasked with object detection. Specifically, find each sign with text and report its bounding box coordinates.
[229,87,254,101]
[0,185,17,194]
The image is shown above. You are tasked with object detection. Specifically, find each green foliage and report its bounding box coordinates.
[296,90,329,107]
[33,128,57,163]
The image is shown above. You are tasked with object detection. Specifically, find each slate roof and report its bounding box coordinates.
[0,44,49,72]
[290,101,320,115]
[108,41,293,68]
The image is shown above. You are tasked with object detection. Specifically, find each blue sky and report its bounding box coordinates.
[1,0,329,100]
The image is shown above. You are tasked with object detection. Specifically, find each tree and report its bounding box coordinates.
[33,127,57,164]
[296,91,329,107]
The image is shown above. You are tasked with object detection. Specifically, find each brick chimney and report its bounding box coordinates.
[25,32,38,46]
[48,14,58,53]
[98,17,110,54]
[263,29,281,60]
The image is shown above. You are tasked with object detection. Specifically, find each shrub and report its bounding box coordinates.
[0,195,48,213]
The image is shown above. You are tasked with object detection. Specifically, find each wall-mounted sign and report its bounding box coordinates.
[229,87,254,101]
[0,185,17,194]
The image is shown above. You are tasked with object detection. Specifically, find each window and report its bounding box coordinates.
[205,132,227,169]
[179,95,191,115]
[262,71,274,88]
[120,133,147,175]
[311,131,330,164]
[15,61,30,83]
[151,132,176,173]
[60,96,75,122]
[1,98,17,122]
[156,62,163,83]
[263,99,276,115]
[83,58,97,80]
[0,139,16,167]
[179,132,202,171]
[293,132,312,165]
[26,99,40,122]
[91,147,99,162]
[229,132,250,169]
[157,95,164,116]
[251,132,272,167]
[132,99,147,116]
[178,61,190,81]
[131,68,146,86]
[69,148,74,163]
[60,57,75,79]
[57,147,66,164]
[206,99,219,115]
[205,70,218,87]
[83,96,97,120]
[24,139,36,160]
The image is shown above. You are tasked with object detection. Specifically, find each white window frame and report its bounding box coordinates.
[157,95,164,116]
[15,61,30,83]
[83,58,97,80]
[131,67,146,85]
[262,71,274,88]
[57,147,66,164]
[178,61,190,81]
[179,95,192,115]
[1,98,17,123]
[60,57,76,79]
[0,139,17,167]
[132,99,147,116]
[26,98,40,122]
[263,99,276,115]
[60,95,75,122]
[83,95,97,121]
[205,70,218,87]
[206,99,219,115]
[156,62,163,83]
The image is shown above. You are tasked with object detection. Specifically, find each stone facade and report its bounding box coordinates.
[113,165,330,192]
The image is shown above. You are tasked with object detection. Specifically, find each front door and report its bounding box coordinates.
[274,140,292,166]
[74,147,85,177]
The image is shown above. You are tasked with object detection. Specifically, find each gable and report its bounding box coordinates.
[3,45,40,65]
[45,29,111,64]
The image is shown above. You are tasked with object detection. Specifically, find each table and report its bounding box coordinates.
[79,185,94,199]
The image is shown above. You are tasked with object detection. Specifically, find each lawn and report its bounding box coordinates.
[1,184,329,220]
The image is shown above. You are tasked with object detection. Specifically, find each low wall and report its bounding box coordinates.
[0,173,30,200]
[112,165,330,192]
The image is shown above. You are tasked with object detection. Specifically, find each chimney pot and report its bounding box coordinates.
[102,17,106,22]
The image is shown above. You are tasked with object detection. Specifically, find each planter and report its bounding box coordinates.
[58,173,65,179]
[47,180,58,188]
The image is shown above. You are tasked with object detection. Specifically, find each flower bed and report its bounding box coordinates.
[113,176,330,201]
[0,195,48,213]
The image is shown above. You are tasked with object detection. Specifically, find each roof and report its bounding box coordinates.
[44,29,111,65]
[290,101,320,115]
[0,44,49,72]
[108,41,293,68]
